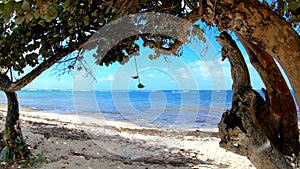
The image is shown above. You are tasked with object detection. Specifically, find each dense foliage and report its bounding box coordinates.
[0,0,184,75]
[0,0,298,74]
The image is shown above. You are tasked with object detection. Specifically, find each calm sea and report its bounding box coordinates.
[0,90,299,129]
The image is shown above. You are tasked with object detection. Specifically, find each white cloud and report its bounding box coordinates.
[187,60,231,79]
[177,67,193,79]
[185,59,232,91]
[98,74,114,82]
[188,61,209,78]
[177,67,186,72]
[181,72,190,79]
[162,67,169,71]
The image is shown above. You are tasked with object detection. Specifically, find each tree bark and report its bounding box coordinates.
[2,92,29,160]
[236,32,299,156]
[216,32,251,92]
[4,92,21,141]
[219,89,293,169]
[217,32,294,169]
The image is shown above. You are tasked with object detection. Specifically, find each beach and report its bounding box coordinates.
[0,106,255,169]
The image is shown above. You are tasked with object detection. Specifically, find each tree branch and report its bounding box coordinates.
[202,0,300,106]
[216,31,251,93]
[140,34,183,55]
[7,48,77,92]
[138,5,205,55]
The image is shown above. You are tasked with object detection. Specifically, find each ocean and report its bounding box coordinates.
[0,90,299,129]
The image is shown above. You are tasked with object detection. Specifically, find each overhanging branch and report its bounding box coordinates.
[140,35,183,55]
[8,48,78,92]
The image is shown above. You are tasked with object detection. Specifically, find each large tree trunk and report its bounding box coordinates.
[236,33,299,156]
[219,88,294,169]
[5,92,22,141]
[199,0,300,106]
[217,32,295,169]
[1,92,29,161]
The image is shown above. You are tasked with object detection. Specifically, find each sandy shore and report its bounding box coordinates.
[0,107,255,169]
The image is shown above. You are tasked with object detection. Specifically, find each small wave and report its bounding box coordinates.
[26,89,38,91]
[73,89,93,92]
[59,89,72,92]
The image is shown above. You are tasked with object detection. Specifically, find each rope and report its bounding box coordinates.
[133,56,141,84]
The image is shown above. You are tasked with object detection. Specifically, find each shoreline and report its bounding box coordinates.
[0,106,255,169]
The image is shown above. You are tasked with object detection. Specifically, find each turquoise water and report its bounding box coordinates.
[0,90,299,129]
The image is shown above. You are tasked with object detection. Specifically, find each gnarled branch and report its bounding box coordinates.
[216,32,251,93]
[236,32,299,156]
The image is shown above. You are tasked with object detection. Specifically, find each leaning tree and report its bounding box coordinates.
[0,0,190,163]
[0,0,299,168]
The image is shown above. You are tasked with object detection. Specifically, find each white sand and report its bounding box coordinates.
[0,107,255,169]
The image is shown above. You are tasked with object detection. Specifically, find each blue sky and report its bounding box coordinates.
[22,31,287,91]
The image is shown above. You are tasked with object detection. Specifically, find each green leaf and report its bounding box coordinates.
[44,132,51,140]
[62,0,70,10]
[3,130,10,139]
[106,4,113,14]
[14,1,22,10]
[289,2,300,11]
[73,0,80,5]
[25,13,34,23]
[68,17,74,26]
[16,136,23,143]
[0,4,4,15]
[21,0,31,12]
[0,147,10,162]
[91,11,97,17]
[68,29,74,34]
[33,10,40,19]
[38,20,46,26]
[53,34,59,38]
[18,145,24,151]
[83,15,89,26]
[44,15,52,22]
[3,1,14,22]
[26,31,31,36]
[49,2,58,18]
[15,16,25,25]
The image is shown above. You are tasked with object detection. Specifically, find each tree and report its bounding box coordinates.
[0,0,187,163]
[0,0,299,168]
